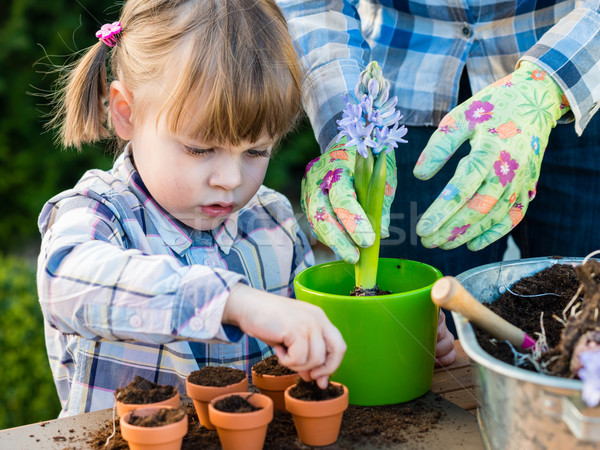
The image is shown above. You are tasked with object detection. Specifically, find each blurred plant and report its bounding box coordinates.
[0,254,61,428]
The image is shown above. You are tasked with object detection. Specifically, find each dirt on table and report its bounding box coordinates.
[187,366,246,387]
[473,261,600,377]
[252,355,296,376]
[288,379,344,401]
[125,406,186,427]
[90,396,448,449]
[114,375,178,404]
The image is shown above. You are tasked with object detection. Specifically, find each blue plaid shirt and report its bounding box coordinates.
[279,0,600,149]
[37,146,313,416]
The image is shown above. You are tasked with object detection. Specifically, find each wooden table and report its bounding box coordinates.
[0,340,483,449]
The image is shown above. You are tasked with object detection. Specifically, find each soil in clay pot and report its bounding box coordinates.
[288,379,344,401]
[187,366,246,387]
[473,261,600,378]
[252,355,295,376]
[125,406,187,427]
[213,394,261,413]
[115,375,178,404]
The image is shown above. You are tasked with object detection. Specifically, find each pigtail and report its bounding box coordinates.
[50,41,112,149]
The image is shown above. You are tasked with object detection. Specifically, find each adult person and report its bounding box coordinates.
[279,0,600,280]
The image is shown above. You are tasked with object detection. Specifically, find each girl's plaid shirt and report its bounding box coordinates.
[37,146,314,416]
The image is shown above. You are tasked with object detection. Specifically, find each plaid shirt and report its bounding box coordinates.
[37,147,313,416]
[279,0,600,149]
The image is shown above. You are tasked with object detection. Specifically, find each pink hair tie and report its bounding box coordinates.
[96,22,122,47]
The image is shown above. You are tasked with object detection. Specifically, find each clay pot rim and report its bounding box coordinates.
[208,391,274,429]
[251,369,299,390]
[116,391,181,417]
[186,376,248,401]
[284,382,349,417]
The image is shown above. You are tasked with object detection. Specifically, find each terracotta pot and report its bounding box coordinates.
[208,392,273,450]
[186,374,248,430]
[116,391,181,418]
[120,406,187,450]
[251,367,298,412]
[284,382,349,447]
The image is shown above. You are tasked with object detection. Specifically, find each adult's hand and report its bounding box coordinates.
[301,138,397,264]
[414,61,569,250]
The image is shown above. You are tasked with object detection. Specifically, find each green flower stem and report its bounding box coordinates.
[354,151,373,208]
[355,152,386,289]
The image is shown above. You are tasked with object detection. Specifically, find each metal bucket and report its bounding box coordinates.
[455,257,600,449]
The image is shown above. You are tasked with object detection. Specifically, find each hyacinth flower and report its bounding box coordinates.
[578,350,600,407]
[336,62,407,289]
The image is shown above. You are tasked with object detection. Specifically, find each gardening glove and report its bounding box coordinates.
[413,61,570,251]
[301,137,397,264]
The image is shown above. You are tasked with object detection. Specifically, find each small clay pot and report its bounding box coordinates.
[116,391,181,418]
[251,367,298,412]
[208,392,273,450]
[284,382,349,447]
[186,373,248,430]
[120,406,187,450]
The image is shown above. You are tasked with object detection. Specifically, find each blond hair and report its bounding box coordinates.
[52,0,303,149]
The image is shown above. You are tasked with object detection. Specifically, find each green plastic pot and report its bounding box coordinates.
[294,258,441,405]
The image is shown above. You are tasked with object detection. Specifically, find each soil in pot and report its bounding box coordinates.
[350,285,392,296]
[288,379,344,401]
[472,261,600,378]
[213,394,261,413]
[187,366,246,387]
[115,375,178,404]
[252,355,295,376]
[125,406,186,427]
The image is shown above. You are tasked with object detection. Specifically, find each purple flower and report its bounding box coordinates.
[359,94,373,116]
[319,168,343,194]
[374,122,408,155]
[578,351,600,407]
[345,122,376,158]
[314,207,326,222]
[448,224,470,242]
[465,100,494,130]
[493,151,519,187]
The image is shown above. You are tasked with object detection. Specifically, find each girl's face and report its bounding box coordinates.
[130,116,273,231]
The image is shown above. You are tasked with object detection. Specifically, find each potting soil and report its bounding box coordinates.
[473,262,600,376]
[187,365,246,386]
[213,394,261,413]
[114,375,177,404]
[288,379,344,401]
[252,355,296,376]
[125,406,186,427]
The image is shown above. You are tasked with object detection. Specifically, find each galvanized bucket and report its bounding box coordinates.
[455,257,600,449]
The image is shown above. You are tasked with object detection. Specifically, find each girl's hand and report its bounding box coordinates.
[224,284,346,388]
[435,311,456,366]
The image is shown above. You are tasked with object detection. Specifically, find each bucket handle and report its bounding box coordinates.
[559,395,600,442]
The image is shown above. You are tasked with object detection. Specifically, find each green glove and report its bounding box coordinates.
[413,61,570,251]
[301,137,397,264]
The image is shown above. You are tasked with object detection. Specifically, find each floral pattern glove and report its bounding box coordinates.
[413,61,570,251]
[301,137,397,264]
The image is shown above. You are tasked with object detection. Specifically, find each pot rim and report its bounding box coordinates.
[294,258,442,302]
[251,369,299,390]
[284,382,349,417]
[455,256,585,391]
[186,376,248,402]
[208,391,273,429]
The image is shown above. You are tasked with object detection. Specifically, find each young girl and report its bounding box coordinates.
[38,0,345,416]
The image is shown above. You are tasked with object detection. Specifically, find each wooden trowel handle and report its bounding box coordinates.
[431,276,535,350]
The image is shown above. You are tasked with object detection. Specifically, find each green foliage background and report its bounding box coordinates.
[0,0,319,429]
